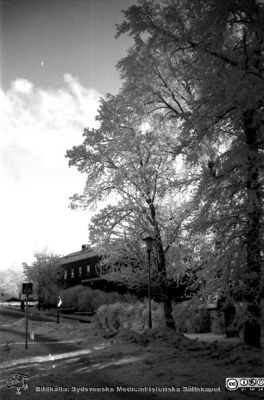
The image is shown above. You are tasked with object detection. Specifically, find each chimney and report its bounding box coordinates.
[81,244,90,251]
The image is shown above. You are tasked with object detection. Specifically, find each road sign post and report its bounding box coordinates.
[22,283,33,350]
[57,272,61,324]
[25,294,28,349]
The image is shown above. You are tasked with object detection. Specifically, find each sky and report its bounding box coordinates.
[0,0,136,270]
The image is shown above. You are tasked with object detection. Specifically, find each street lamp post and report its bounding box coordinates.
[57,271,60,324]
[143,236,155,329]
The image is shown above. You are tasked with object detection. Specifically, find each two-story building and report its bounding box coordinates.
[58,244,106,289]
[58,244,141,295]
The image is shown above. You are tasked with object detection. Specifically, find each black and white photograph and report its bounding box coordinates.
[0,1,264,399]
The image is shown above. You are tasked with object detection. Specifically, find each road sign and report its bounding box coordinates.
[22,283,33,295]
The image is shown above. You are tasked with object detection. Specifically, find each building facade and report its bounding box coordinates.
[58,245,105,289]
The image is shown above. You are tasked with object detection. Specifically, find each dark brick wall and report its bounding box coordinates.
[62,256,100,287]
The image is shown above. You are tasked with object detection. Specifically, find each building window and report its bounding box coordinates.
[71,268,74,278]
[64,270,67,280]
[87,265,91,274]
[79,266,82,277]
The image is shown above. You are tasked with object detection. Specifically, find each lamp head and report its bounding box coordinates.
[142,236,155,252]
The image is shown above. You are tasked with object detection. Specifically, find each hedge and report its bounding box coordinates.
[60,285,137,312]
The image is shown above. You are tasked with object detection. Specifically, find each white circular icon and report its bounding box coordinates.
[257,379,264,386]
[226,379,238,391]
[240,379,248,386]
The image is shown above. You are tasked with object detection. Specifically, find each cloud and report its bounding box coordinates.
[63,73,101,128]
[12,78,34,94]
[1,143,34,182]
[0,75,101,269]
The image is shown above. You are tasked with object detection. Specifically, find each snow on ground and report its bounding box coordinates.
[1,315,264,399]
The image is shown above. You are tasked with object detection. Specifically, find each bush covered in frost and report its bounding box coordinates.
[60,285,137,312]
[96,300,165,332]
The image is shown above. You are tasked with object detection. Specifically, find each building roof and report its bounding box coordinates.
[58,246,100,266]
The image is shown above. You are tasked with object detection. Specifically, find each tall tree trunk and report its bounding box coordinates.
[156,237,176,329]
[243,110,262,348]
[147,199,176,329]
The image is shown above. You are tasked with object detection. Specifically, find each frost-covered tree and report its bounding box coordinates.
[117,0,264,347]
[0,267,24,299]
[66,92,191,329]
[23,250,61,304]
